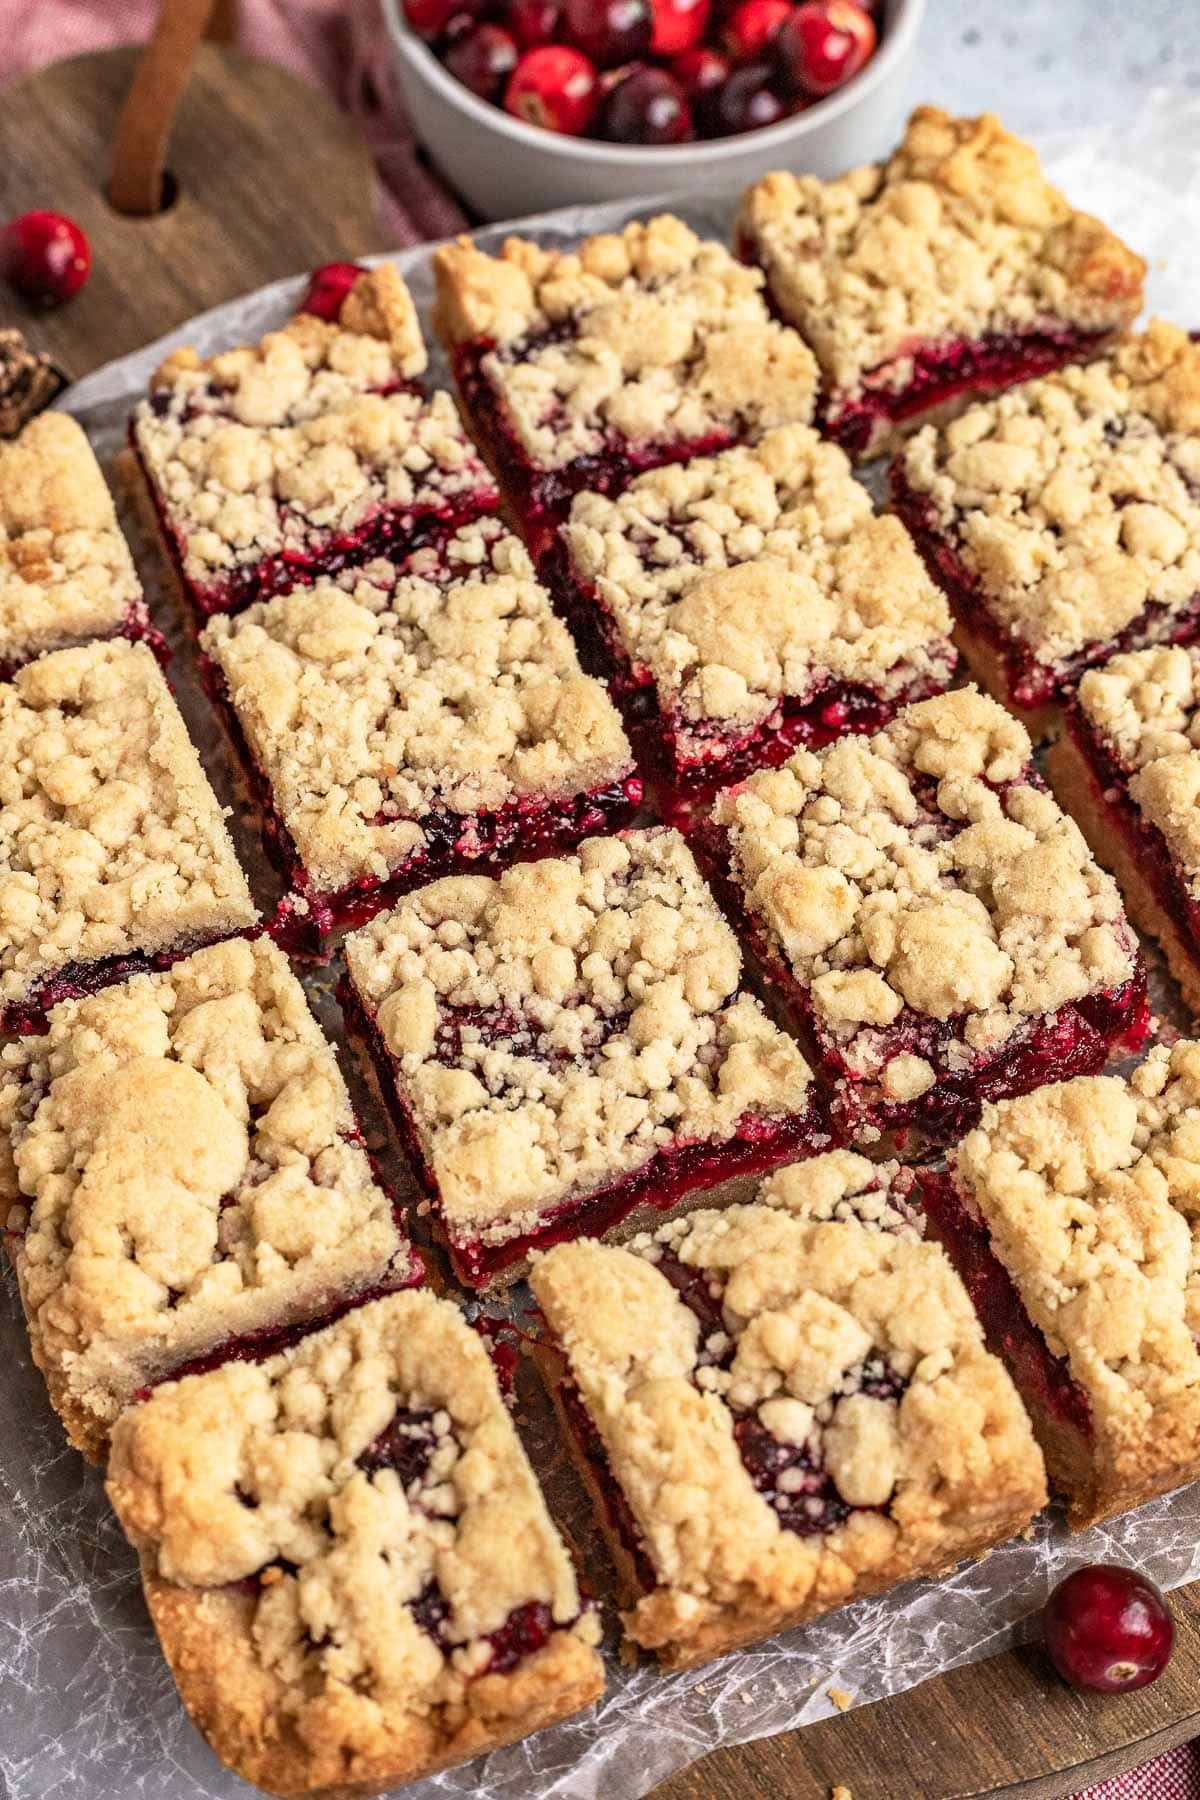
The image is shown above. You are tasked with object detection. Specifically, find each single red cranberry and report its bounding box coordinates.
[298,262,366,322]
[446,22,520,96]
[600,62,692,141]
[1044,1566,1175,1694]
[505,44,600,131]
[650,0,709,55]
[722,0,791,61]
[506,0,561,45]
[403,0,461,37]
[775,0,875,97]
[0,211,90,307]
[713,58,787,133]
[671,44,729,129]
[562,0,651,66]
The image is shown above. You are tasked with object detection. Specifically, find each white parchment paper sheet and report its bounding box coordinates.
[4,88,1200,1800]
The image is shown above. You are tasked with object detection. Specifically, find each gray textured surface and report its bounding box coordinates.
[908,0,1200,137]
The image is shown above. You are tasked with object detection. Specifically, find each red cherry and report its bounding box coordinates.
[671,45,729,130]
[713,58,786,133]
[601,63,692,142]
[506,0,561,45]
[775,0,875,97]
[562,0,651,66]
[505,44,600,131]
[722,0,791,61]
[1044,1566,1175,1694]
[0,211,90,307]
[446,22,520,96]
[298,262,367,323]
[650,0,709,56]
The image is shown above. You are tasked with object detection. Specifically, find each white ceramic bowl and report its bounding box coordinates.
[384,0,925,220]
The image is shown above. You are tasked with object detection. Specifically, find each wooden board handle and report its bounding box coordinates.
[108,0,237,215]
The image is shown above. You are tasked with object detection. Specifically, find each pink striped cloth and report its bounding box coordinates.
[3,9,1199,1799]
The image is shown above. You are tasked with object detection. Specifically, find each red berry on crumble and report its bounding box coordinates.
[297,262,367,322]
[505,43,600,130]
[0,210,90,306]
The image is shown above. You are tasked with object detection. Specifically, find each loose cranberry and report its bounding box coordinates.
[601,62,691,141]
[505,44,600,131]
[563,0,652,66]
[671,44,729,129]
[298,262,366,322]
[1044,1566,1175,1694]
[713,59,786,133]
[0,211,90,307]
[446,22,520,96]
[650,0,709,55]
[722,0,791,61]
[506,0,561,45]
[775,0,876,98]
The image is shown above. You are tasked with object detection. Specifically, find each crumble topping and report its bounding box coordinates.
[106,1291,594,1707]
[343,828,815,1240]
[954,1043,1200,1437]
[711,688,1137,1082]
[0,413,143,666]
[900,322,1200,667]
[530,1175,1043,1614]
[0,937,413,1443]
[1074,643,1200,899]
[738,106,1145,405]
[562,424,954,737]
[202,522,633,891]
[434,215,818,469]
[0,640,256,1012]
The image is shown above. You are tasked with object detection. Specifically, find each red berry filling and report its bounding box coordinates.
[893,470,1200,713]
[338,972,837,1288]
[0,601,170,686]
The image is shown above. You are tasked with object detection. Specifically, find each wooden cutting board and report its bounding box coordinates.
[2,42,1198,1800]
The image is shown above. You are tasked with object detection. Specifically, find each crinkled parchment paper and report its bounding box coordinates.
[5,89,1200,1800]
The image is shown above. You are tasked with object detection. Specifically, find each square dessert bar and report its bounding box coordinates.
[433,215,819,559]
[553,423,956,818]
[919,1047,1200,1528]
[0,639,256,1034]
[105,1291,603,1797]
[0,936,421,1462]
[341,828,833,1291]
[127,264,499,620]
[737,107,1145,461]
[1050,646,1200,1016]
[530,1150,1046,1668]
[894,322,1200,734]
[201,519,641,956]
[0,412,164,677]
[703,688,1147,1147]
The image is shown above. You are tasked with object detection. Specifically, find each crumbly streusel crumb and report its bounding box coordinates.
[434,215,819,469]
[0,412,143,665]
[0,640,256,1011]
[562,424,953,737]
[343,828,815,1238]
[738,106,1145,405]
[202,521,633,890]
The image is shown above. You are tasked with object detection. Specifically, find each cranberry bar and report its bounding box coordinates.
[1049,646,1200,1015]
[341,828,833,1291]
[920,1047,1200,1528]
[530,1149,1046,1668]
[0,412,164,676]
[105,1290,603,1797]
[201,519,641,956]
[127,264,498,619]
[0,936,421,1461]
[552,423,955,818]
[703,688,1147,1146]
[894,321,1200,734]
[433,215,818,559]
[737,107,1145,461]
[0,639,256,1033]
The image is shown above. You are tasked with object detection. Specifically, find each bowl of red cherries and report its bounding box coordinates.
[384,0,923,218]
